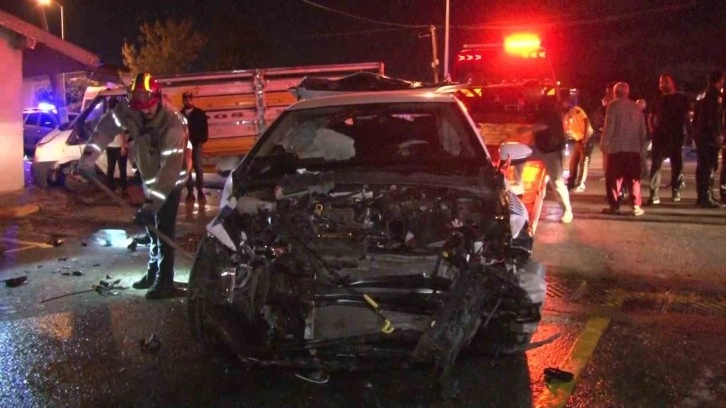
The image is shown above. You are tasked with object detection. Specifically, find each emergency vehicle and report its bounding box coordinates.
[439,33,567,231]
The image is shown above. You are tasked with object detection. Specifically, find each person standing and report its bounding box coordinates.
[646,74,690,204]
[182,92,209,202]
[81,73,190,299]
[522,81,573,223]
[601,82,647,216]
[636,99,650,181]
[561,97,593,192]
[106,130,129,197]
[693,69,724,208]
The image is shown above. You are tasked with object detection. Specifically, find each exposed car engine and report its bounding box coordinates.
[188,96,548,397]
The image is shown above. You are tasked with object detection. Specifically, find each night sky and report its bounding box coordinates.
[2,0,726,107]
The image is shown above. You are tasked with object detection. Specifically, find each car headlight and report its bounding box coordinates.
[220,173,234,209]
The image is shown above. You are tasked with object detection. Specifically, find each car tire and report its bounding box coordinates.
[188,236,232,355]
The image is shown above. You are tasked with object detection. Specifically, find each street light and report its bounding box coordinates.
[36,0,64,40]
[443,0,450,82]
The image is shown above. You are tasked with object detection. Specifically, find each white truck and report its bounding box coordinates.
[31,62,384,187]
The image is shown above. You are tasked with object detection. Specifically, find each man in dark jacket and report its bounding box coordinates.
[647,74,690,204]
[182,92,209,202]
[693,69,724,208]
[522,80,573,223]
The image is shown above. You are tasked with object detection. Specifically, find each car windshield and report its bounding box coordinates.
[249,102,488,177]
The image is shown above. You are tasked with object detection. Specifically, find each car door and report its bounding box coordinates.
[38,114,57,137]
[23,113,41,152]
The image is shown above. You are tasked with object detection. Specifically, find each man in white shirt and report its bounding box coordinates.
[106,131,128,196]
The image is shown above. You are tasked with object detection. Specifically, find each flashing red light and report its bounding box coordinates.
[504,33,541,55]
[456,49,544,63]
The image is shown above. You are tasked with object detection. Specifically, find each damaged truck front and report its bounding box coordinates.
[187,91,547,388]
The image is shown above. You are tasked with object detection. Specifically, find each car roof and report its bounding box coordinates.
[287,90,458,111]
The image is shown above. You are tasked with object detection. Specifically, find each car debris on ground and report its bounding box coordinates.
[544,367,574,382]
[3,276,28,288]
[139,334,162,353]
[40,276,126,303]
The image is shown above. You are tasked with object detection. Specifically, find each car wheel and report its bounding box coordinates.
[466,306,541,356]
[188,236,232,355]
[48,163,72,187]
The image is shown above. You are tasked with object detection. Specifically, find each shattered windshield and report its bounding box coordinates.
[250,102,488,176]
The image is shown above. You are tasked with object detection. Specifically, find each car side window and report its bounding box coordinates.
[39,114,56,128]
[25,113,40,126]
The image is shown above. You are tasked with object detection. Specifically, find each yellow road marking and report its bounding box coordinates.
[535,316,611,408]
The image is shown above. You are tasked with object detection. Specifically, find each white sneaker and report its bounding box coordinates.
[560,210,573,224]
[574,184,586,193]
[632,206,645,216]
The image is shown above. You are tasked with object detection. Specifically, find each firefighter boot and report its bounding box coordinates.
[132,269,156,290]
[145,269,176,299]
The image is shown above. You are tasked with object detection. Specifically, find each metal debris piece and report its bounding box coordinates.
[4,276,28,288]
[95,278,123,296]
[41,288,95,303]
[544,367,574,382]
[92,264,101,267]
[57,257,68,262]
[61,271,71,276]
[118,367,127,374]
[294,370,329,384]
[72,271,84,276]
[140,334,162,353]
[81,242,88,247]
[41,279,126,303]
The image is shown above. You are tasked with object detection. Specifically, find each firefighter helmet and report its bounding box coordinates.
[129,73,162,111]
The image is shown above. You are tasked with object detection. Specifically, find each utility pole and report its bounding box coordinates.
[429,25,439,83]
[443,0,450,82]
[36,5,68,123]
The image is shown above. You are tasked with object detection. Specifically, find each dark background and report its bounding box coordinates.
[2,0,726,111]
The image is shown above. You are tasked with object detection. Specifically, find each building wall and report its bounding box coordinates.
[0,29,25,192]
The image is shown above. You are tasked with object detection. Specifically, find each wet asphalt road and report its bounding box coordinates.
[2,154,726,408]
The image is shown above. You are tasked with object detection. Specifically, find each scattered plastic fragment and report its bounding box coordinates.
[544,367,574,382]
[140,334,161,353]
[4,276,28,288]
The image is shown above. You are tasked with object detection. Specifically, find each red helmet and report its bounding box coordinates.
[129,73,162,111]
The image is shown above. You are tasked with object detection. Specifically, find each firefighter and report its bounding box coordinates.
[693,69,724,208]
[80,73,190,299]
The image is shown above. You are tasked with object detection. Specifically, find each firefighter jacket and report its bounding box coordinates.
[81,100,191,211]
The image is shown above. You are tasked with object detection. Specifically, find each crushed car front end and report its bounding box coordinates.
[188,91,547,386]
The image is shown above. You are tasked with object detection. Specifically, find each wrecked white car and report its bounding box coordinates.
[188,90,547,391]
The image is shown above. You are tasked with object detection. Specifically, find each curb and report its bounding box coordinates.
[0,204,41,219]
